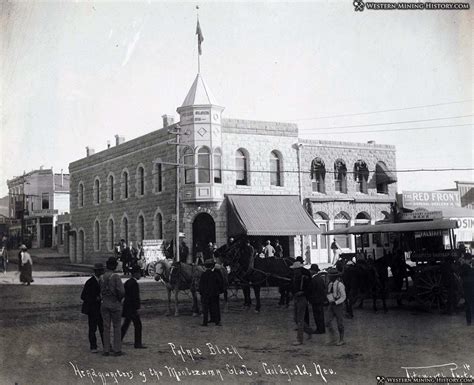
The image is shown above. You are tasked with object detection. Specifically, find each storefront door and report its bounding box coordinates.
[192,213,216,256]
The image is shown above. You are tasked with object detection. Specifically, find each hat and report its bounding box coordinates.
[290,256,304,269]
[93,263,104,271]
[327,267,342,276]
[106,257,118,270]
[130,265,142,274]
[309,264,320,272]
[20,244,27,250]
[204,259,215,267]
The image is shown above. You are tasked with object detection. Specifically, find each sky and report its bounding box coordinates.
[1,0,472,197]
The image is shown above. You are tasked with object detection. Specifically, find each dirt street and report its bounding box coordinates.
[1,267,473,385]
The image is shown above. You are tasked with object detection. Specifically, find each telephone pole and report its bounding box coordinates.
[168,124,182,261]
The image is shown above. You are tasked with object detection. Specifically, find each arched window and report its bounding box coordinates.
[235,149,248,186]
[334,159,347,193]
[78,183,84,208]
[138,166,145,196]
[213,148,222,184]
[354,160,369,194]
[197,146,211,183]
[355,212,370,248]
[154,162,163,192]
[138,215,145,242]
[154,212,163,239]
[334,211,350,249]
[122,170,129,199]
[311,158,326,193]
[122,216,129,244]
[94,178,100,204]
[108,218,115,251]
[184,148,195,184]
[270,151,282,186]
[108,174,115,201]
[94,220,100,251]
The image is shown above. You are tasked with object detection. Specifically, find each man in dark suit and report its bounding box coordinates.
[121,265,146,349]
[81,263,105,353]
[199,259,224,326]
[305,264,326,334]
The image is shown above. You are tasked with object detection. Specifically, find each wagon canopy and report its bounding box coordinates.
[322,219,459,235]
[226,194,321,237]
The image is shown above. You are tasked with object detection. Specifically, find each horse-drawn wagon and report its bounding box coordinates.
[324,219,463,313]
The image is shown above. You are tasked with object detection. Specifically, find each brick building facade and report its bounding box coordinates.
[68,73,397,264]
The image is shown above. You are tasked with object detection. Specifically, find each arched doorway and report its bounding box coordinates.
[192,213,216,256]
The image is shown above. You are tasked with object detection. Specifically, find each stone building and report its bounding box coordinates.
[68,73,397,264]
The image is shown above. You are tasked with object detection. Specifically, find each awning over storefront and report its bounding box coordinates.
[375,162,397,185]
[322,219,458,235]
[227,194,321,236]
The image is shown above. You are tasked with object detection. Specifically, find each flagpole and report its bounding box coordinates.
[196,6,200,74]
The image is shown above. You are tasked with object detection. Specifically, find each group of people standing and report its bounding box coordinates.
[290,257,346,346]
[80,257,146,356]
[115,239,145,276]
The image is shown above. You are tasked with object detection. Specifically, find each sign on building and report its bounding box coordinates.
[402,191,461,208]
[400,209,443,221]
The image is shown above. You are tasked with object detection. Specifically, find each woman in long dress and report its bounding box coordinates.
[18,244,33,285]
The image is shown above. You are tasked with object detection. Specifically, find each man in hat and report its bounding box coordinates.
[100,257,125,356]
[305,264,326,334]
[326,267,346,346]
[199,259,224,326]
[80,263,105,353]
[275,239,283,259]
[121,265,147,349]
[290,257,313,345]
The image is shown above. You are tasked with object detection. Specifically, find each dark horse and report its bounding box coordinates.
[215,239,293,312]
[336,254,390,317]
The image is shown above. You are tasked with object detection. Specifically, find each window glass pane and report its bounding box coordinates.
[334,223,349,248]
[320,224,328,248]
[41,193,49,209]
[123,172,128,198]
[214,152,222,183]
[109,176,114,200]
[198,150,210,183]
[236,151,247,185]
[156,163,162,192]
[184,152,194,184]
[139,168,144,195]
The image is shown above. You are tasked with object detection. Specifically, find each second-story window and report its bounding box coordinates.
[270,151,282,186]
[42,193,49,209]
[334,159,347,193]
[235,149,248,186]
[184,148,195,184]
[214,148,222,184]
[94,178,100,204]
[354,160,369,194]
[78,183,84,208]
[311,158,326,193]
[197,147,211,183]
[138,166,145,196]
[108,175,114,201]
[155,163,163,192]
[122,171,129,199]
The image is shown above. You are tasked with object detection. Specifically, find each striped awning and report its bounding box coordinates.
[227,194,321,237]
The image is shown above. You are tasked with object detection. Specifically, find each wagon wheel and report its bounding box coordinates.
[413,267,448,312]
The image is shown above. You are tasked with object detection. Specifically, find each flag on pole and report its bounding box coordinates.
[196,19,204,55]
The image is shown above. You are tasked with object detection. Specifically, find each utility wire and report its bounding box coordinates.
[301,123,473,135]
[25,165,473,197]
[289,100,473,121]
[298,114,473,131]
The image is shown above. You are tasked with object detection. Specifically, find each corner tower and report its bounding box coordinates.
[177,73,225,202]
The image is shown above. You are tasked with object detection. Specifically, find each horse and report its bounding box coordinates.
[216,239,293,312]
[154,259,228,317]
[336,254,390,317]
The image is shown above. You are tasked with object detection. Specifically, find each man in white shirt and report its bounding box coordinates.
[264,240,275,258]
[326,268,346,346]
